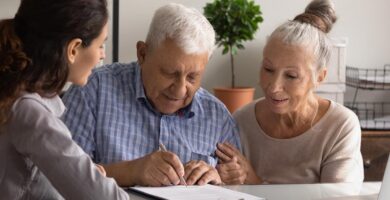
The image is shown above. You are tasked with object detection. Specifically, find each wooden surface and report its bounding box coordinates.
[361,130,390,181]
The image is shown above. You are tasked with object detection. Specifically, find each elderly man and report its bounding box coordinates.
[62,3,240,187]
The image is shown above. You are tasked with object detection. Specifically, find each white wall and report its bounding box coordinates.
[0,1,19,18]
[2,0,390,102]
[118,0,390,101]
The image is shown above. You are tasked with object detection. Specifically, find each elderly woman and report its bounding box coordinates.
[216,0,364,185]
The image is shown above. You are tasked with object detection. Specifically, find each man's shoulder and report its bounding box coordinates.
[194,88,229,112]
[195,88,220,103]
[63,62,139,101]
[91,62,138,79]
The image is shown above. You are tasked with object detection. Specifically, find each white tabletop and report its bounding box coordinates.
[224,182,380,200]
[127,182,381,200]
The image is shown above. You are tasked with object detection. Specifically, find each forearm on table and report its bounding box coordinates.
[102,159,139,187]
[245,173,262,185]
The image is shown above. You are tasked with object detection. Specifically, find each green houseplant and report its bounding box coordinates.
[204,0,263,112]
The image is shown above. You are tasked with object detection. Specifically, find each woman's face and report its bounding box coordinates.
[260,37,316,115]
[67,23,108,86]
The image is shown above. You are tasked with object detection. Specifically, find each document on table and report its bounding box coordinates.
[128,184,264,200]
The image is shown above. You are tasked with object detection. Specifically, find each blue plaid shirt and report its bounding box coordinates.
[61,62,240,167]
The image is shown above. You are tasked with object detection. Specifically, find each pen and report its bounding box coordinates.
[159,143,188,186]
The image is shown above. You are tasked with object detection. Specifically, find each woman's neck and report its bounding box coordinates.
[257,95,321,139]
[277,96,318,127]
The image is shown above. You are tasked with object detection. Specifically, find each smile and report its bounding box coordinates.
[164,94,186,101]
[270,97,288,105]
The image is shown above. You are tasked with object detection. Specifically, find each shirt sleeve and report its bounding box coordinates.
[62,77,98,161]
[9,98,129,200]
[219,113,242,152]
[320,112,364,183]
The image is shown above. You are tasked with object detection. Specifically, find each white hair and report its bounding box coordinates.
[268,0,336,83]
[145,3,216,57]
[270,22,332,77]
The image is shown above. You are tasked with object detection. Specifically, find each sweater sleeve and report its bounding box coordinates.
[9,98,129,200]
[320,110,364,183]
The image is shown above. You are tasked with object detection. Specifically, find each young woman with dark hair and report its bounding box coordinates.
[0,0,129,199]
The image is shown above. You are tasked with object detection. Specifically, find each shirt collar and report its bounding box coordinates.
[133,62,195,118]
[134,62,147,100]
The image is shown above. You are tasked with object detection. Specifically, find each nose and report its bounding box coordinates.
[170,77,187,99]
[268,74,284,93]
[100,48,106,60]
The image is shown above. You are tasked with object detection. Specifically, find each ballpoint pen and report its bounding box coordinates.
[159,142,188,187]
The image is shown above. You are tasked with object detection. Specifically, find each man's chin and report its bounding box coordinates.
[154,97,191,114]
[157,103,184,115]
[159,108,179,115]
[154,103,178,114]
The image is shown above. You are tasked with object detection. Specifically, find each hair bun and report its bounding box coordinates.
[293,0,337,33]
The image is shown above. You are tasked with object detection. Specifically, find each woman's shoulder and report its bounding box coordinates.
[12,93,64,117]
[325,100,359,123]
[13,93,47,113]
[315,100,360,139]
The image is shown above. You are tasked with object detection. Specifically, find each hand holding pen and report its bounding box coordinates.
[133,142,220,186]
[159,143,188,186]
[158,143,222,186]
[132,143,187,186]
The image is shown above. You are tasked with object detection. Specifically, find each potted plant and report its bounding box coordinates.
[204,0,263,113]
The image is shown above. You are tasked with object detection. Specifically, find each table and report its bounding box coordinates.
[361,130,390,181]
[127,182,381,200]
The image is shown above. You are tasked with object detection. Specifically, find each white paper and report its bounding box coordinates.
[129,184,264,200]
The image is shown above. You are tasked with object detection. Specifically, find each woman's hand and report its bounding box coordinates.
[216,143,261,185]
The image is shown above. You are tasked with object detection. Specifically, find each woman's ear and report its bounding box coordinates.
[67,38,83,64]
[315,68,327,87]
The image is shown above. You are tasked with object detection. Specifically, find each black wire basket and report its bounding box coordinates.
[345,102,390,130]
[346,65,390,90]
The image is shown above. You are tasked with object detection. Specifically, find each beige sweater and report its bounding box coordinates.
[233,99,364,184]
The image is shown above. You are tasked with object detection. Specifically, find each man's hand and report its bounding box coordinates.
[216,142,261,185]
[184,160,222,185]
[133,151,186,186]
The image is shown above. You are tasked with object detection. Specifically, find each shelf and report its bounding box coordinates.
[346,102,390,130]
[346,65,390,90]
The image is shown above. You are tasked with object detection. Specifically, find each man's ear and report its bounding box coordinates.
[67,38,83,64]
[136,41,147,65]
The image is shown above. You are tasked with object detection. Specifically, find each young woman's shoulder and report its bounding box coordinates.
[12,93,63,116]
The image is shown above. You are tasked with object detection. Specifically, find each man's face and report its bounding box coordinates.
[137,39,209,114]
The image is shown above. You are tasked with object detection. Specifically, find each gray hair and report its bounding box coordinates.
[146,3,216,58]
[268,0,337,81]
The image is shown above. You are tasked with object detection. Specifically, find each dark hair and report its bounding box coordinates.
[0,0,108,125]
